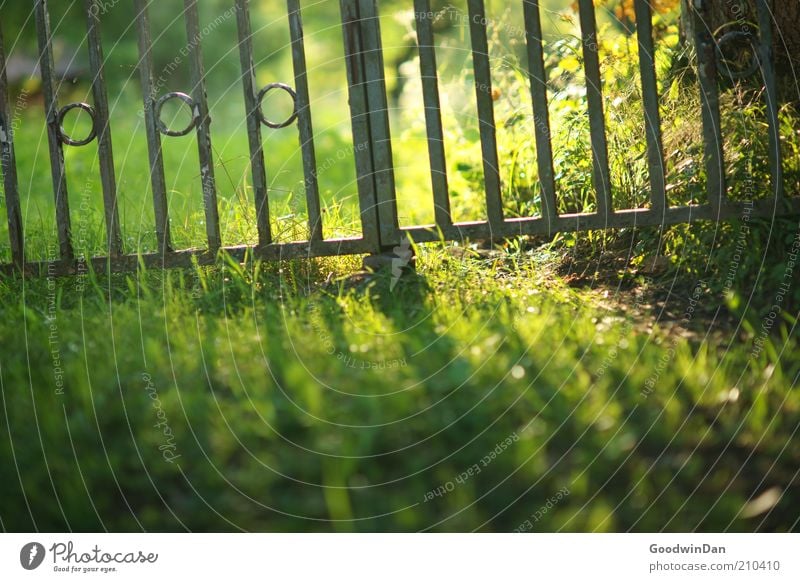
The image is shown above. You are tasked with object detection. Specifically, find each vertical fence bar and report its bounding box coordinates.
[0,25,24,267]
[691,0,726,215]
[86,0,123,256]
[339,0,380,250]
[634,0,667,216]
[0,27,24,268]
[357,0,399,247]
[413,0,452,229]
[184,0,221,251]
[134,0,172,254]
[35,0,73,260]
[234,0,271,247]
[466,0,504,229]
[522,0,558,229]
[756,0,783,201]
[287,0,323,243]
[577,0,612,219]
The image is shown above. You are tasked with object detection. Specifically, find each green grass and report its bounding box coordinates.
[1,85,368,263]
[1,232,800,531]
[2,1,800,533]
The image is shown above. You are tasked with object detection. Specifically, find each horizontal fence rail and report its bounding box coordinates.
[0,0,797,277]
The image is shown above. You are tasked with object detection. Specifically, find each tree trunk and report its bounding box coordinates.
[681,0,800,84]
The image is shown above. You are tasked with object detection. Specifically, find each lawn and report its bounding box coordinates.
[2,224,799,531]
[1,0,799,532]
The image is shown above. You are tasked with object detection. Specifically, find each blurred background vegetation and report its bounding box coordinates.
[0,0,686,257]
[2,0,797,264]
[2,1,800,533]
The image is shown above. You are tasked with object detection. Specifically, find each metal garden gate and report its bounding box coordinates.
[0,0,796,276]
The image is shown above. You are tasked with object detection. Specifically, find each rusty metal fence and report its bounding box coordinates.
[0,0,796,276]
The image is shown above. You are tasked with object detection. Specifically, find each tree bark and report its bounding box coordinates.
[682,0,800,75]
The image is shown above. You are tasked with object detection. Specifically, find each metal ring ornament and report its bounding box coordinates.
[256,83,298,129]
[155,92,199,137]
[56,102,97,147]
[715,29,760,81]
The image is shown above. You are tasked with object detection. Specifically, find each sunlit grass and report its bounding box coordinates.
[1,1,799,533]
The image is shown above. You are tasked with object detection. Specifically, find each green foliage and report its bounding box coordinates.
[1,1,799,533]
[1,249,799,531]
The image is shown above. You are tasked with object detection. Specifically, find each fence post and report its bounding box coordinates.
[35,0,74,261]
[357,0,400,251]
[691,0,726,217]
[86,0,124,257]
[0,24,24,268]
[340,0,382,253]
[134,0,172,255]
[756,0,783,202]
